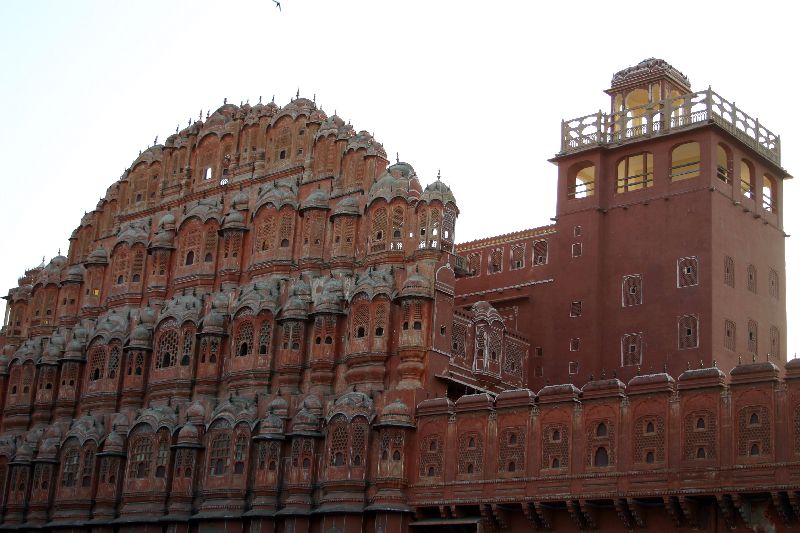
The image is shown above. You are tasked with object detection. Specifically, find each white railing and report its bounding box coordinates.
[560,89,780,165]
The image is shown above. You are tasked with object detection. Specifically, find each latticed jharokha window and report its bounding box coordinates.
[467,252,481,275]
[768,268,779,299]
[568,164,595,198]
[532,239,548,266]
[155,326,179,369]
[747,264,757,293]
[510,244,525,270]
[678,314,699,349]
[769,325,780,359]
[724,320,736,351]
[621,332,643,366]
[488,248,502,274]
[670,142,701,181]
[622,274,642,307]
[61,448,80,487]
[209,433,231,476]
[130,436,152,479]
[235,320,254,357]
[748,319,759,355]
[724,256,735,287]
[677,256,699,287]
[617,152,653,192]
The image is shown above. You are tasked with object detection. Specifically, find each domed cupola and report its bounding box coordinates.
[267,396,289,418]
[221,209,247,231]
[312,275,345,315]
[291,407,319,433]
[367,162,423,207]
[420,175,458,208]
[63,263,86,284]
[102,428,125,454]
[316,114,346,139]
[176,422,201,447]
[299,188,330,211]
[231,190,250,210]
[332,196,361,218]
[65,324,89,359]
[258,412,285,438]
[376,398,414,428]
[280,294,309,322]
[346,130,387,158]
[85,246,109,266]
[399,268,433,299]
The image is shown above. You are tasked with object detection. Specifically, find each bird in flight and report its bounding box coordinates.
[273,0,281,10]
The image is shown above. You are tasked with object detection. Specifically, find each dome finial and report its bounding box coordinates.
[296,88,300,99]
[437,169,441,181]
[176,125,179,133]
[154,136,158,145]
[198,109,202,121]
[313,93,316,103]
[396,152,399,164]
[58,248,61,255]
[258,95,262,104]
[272,95,275,103]
[224,97,227,104]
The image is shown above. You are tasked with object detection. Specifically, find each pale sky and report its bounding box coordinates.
[0,0,798,358]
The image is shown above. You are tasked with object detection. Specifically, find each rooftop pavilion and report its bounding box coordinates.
[559,58,781,166]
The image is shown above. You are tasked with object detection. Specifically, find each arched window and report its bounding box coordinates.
[62,448,80,487]
[696,417,705,430]
[569,164,595,198]
[204,167,213,180]
[234,320,254,357]
[697,447,706,459]
[645,451,655,464]
[209,433,231,476]
[551,457,560,468]
[617,152,653,192]
[763,174,777,212]
[185,250,194,266]
[594,446,609,467]
[596,422,608,437]
[645,421,655,434]
[130,436,152,479]
[155,438,169,478]
[750,443,760,456]
[740,159,755,198]
[670,142,701,181]
[749,412,760,426]
[552,429,561,442]
[155,324,179,369]
[716,144,732,183]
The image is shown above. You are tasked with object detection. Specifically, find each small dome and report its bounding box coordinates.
[64,264,86,283]
[300,188,330,211]
[186,401,206,421]
[302,394,322,415]
[420,177,457,206]
[85,247,109,265]
[222,209,247,230]
[399,270,432,299]
[129,323,152,347]
[15,442,33,462]
[259,413,285,436]
[280,294,309,321]
[292,408,319,432]
[332,196,361,217]
[177,422,200,445]
[367,162,422,206]
[268,396,289,418]
[158,213,176,230]
[103,429,125,453]
[231,190,250,210]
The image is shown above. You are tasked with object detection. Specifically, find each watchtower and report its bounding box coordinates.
[549,58,789,381]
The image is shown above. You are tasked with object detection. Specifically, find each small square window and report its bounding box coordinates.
[572,243,582,257]
[569,338,580,351]
[568,361,579,374]
[570,301,582,317]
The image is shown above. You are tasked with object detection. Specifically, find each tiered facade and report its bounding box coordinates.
[0,60,796,532]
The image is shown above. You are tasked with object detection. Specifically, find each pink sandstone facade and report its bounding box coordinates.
[0,59,796,532]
